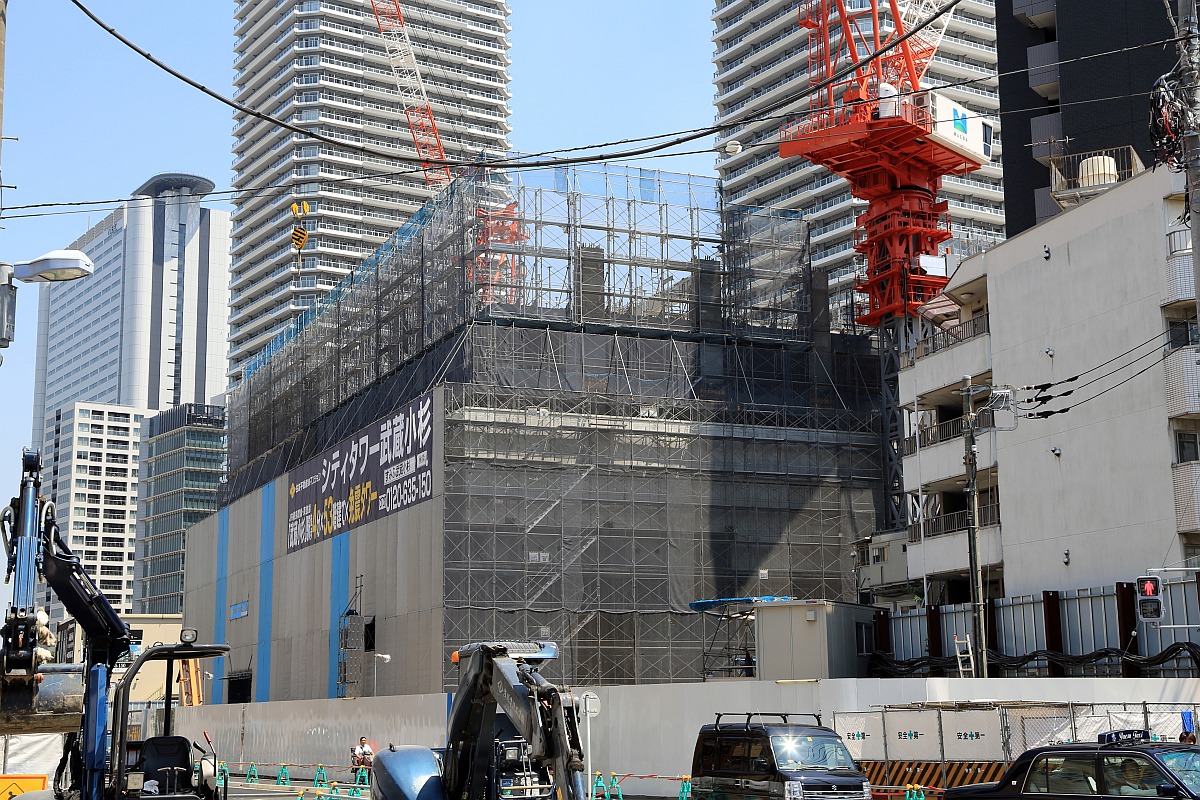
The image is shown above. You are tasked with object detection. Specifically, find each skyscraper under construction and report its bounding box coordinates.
[185,165,882,699]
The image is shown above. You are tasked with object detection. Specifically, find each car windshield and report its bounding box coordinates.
[1157,749,1200,795]
[771,735,856,771]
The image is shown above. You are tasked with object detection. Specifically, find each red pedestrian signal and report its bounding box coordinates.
[1137,576,1162,599]
[1135,575,1164,623]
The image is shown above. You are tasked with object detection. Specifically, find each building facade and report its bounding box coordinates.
[711,0,1006,328]
[995,0,1175,234]
[227,0,512,381]
[30,172,231,620]
[860,167,1200,609]
[41,401,148,619]
[137,404,227,615]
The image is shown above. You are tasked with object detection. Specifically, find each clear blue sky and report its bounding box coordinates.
[0,1,719,500]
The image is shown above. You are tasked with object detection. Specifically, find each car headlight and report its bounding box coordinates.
[786,780,804,799]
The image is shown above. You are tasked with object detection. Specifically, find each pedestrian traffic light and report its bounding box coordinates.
[1135,575,1164,622]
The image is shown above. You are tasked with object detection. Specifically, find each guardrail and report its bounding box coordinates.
[901,314,989,368]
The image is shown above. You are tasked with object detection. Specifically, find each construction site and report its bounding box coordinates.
[195,163,885,694]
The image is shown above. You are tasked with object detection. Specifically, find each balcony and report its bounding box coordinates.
[903,409,995,456]
[1014,0,1056,28]
[1172,461,1200,533]
[905,504,1002,580]
[1030,112,1064,164]
[902,313,990,368]
[1027,41,1059,100]
[908,503,1000,543]
[1165,346,1200,418]
[1165,230,1194,306]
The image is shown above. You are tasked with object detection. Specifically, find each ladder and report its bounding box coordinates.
[953,635,975,677]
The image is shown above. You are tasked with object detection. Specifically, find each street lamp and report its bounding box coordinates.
[0,249,94,355]
[373,653,391,696]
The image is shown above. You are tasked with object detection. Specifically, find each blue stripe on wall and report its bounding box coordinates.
[212,508,229,704]
[255,482,275,702]
[328,533,350,698]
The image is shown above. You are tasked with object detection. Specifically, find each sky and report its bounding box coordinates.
[0,1,721,499]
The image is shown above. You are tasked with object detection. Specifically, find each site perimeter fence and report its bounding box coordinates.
[835,703,1200,789]
[884,578,1200,677]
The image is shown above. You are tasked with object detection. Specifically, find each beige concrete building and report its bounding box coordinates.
[862,165,1200,607]
[56,613,183,702]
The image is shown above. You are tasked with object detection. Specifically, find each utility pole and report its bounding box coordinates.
[1182,0,1200,328]
[962,374,988,677]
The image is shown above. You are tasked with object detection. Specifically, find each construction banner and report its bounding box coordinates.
[286,391,435,553]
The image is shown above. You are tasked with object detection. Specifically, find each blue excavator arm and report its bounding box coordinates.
[1,450,131,800]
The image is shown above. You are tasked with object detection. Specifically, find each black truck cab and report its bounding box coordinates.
[691,713,871,800]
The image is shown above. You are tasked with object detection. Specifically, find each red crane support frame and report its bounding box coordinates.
[781,0,975,327]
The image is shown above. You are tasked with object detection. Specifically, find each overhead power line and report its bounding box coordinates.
[68,0,965,171]
[1025,351,1167,419]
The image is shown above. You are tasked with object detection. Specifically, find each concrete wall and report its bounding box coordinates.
[177,675,1200,796]
[183,390,447,701]
[987,168,1188,595]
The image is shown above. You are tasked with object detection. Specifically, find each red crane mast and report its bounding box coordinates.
[779,0,990,530]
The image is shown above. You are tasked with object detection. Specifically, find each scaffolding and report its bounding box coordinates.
[226,164,883,687]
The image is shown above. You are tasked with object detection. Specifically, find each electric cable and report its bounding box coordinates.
[1021,333,1170,407]
[68,0,964,171]
[1019,330,1171,393]
[1025,350,1167,419]
[0,85,1166,224]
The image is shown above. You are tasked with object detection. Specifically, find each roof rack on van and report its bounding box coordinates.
[713,712,823,729]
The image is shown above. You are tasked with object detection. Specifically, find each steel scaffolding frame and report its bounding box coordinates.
[224,164,883,687]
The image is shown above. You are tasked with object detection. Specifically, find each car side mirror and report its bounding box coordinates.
[754,758,771,773]
[1156,784,1179,797]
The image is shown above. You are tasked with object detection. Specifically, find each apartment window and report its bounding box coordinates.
[1169,319,1198,350]
[84,522,99,533]
[871,546,888,565]
[1185,545,1200,568]
[85,537,98,547]
[101,537,123,548]
[71,535,85,544]
[1178,431,1200,464]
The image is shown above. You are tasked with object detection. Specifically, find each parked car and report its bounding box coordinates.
[943,730,1200,800]
[691,713,871,800]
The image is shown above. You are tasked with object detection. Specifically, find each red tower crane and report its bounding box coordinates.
[370,1,452,187]
[779,0,991,530]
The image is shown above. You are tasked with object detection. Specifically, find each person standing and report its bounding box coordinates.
[353,737,374,768]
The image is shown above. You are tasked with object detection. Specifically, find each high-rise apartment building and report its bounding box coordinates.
[227,0,512,382]
[995,0,1175,234]
[30,172,231,619]
[40,401,148,620]
[712,1,1005,327]
[137,404,227,615]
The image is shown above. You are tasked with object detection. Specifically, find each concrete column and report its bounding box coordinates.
[120,196,155,407]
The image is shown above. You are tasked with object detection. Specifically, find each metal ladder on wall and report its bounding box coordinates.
[953,635,975,677]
